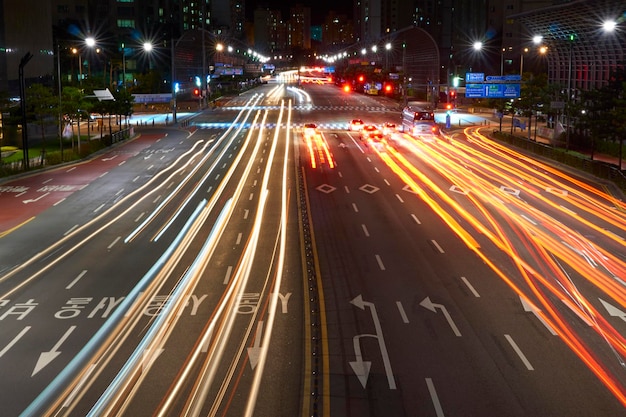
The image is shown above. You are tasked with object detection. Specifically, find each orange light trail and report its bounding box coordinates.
[372,128,626,406]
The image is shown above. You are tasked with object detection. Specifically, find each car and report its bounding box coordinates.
[360,124,379,139]
[349,119,365,131]
[303,123,318,137]
[367,132,385,142]
[382,122,396,135]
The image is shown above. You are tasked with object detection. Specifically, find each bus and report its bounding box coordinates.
[401,106,440,137]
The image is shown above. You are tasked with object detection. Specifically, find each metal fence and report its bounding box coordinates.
[493,130,626,192]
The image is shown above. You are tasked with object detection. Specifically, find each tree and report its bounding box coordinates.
[514,72,549,140]
[61,87,90,153]
[26,83,57,156]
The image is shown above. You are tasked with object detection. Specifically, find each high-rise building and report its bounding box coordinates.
[322,12,355,51]
[287,5,311,50]
[253,7,287,55]
[0,0,54,92]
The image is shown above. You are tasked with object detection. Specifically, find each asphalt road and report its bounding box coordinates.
[0,82,624,416]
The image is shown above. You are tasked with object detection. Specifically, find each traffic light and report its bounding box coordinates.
[193,88,200,97]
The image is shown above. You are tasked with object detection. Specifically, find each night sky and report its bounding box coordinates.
[246,0,352,25]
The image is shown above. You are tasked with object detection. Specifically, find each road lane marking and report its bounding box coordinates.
[504,334,534,370]
[0,326,30,358]
[395,193,404,203]
[33,326,77,376]
[411,213,421,224]
[384,179,390,186]
[361,224,370,237]
[66,270,88,289]
[107,236,121,249]
[520,297,558,335]
[425,378,446,417]
[420,297,461,336]
[64,224,79,236]
[224,265,233,284]
[277,292,291,313]
[236,232,242,245]
[375,254,386,270]
[396,301,409,323]
[460,276,480,297]
[93,203,105,213]
[352,203,359,212]
[431,239,445,253]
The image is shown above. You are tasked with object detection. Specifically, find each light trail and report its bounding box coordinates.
[374,127,626,406]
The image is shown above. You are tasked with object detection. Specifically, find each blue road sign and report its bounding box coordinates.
[465,83,520,98]
[466,72,485,83]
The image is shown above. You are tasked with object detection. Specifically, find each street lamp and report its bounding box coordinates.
[385,42,391,71]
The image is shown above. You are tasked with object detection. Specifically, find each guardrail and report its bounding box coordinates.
[492,130,626,192]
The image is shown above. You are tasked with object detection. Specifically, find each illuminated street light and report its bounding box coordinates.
[143,42,153,52]
[473,41,483,51]
[603,19,617,32]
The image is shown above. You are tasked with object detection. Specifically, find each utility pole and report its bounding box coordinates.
[19,52,33,170]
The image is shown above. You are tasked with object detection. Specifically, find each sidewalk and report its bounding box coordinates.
[440,108,624,171]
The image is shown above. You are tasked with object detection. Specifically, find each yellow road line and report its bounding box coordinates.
[0,216,35,238]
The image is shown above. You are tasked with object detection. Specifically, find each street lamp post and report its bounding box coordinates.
[385,42,391,71]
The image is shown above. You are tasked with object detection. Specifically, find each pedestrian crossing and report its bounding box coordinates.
[217,105,403,113]
[194,121,360,130]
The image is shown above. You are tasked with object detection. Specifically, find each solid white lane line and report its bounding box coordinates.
[425,378,446,417]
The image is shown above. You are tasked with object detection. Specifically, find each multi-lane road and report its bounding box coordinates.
[0,82,625,416]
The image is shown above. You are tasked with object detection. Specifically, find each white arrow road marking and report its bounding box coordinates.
[420,297,461,337]
[33,326,76,376]
[247,321,264,369]
[23,192,50,204]
[520,296,557,335]
[599,298,626,322]
[349,335,372,388]
[0,326,30,358]
[350,295,396,389]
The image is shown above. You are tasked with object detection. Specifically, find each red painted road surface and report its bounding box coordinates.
[0,134,164,236]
